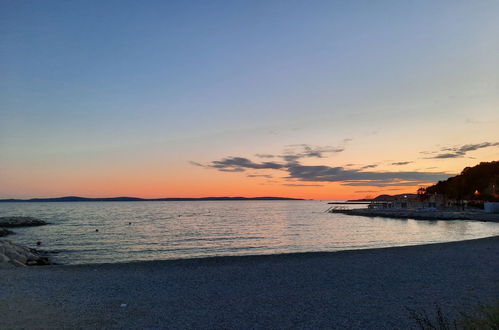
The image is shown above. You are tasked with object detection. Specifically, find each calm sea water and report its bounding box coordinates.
[1,201,499,265]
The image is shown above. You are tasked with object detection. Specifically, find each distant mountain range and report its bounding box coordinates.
[0,196,303,202]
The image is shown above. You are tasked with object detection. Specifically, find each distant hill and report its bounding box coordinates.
[348,193,417,202]
[0,196,303,202]
[425,161,499,201]
[373,193,418,201]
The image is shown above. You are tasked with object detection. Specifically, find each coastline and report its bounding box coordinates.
[2,235,498,329]
[34,233,499,268]
[329,208,499,222]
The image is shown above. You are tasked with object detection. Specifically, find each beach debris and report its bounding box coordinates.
[95,229,99,232]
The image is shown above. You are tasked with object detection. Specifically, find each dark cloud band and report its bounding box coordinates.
[425,142,499,159]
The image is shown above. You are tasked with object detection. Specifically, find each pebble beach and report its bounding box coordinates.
[1,235,498,329]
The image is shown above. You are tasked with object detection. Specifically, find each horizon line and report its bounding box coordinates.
[0,195,310,202]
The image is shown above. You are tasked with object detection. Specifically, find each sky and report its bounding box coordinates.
[1,0,499,200]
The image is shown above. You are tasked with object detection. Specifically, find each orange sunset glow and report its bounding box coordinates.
[1,1,498,200]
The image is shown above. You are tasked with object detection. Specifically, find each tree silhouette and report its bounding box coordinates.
[425,161,499,202]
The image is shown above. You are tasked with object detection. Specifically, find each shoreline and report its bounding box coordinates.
[329,207,499,222]
[3,225,499,268]
[48,233,499,268]
[2,235,498,329]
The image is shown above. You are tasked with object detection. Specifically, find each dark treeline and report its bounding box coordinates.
[425,161,499,202]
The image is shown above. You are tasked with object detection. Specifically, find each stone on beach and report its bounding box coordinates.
[0,216,47,227]
[0,239,50,267]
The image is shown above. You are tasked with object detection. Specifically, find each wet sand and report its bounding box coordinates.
[1,236,498,329]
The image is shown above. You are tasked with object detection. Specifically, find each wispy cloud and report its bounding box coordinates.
[283,183,323,187]
[392,161,412,166]
[193,143,452,187]
[423,142,499,159]
[210,157,286,171]
[341,180,430,187]
[254,154,275,159]
[280,144,344,162]
[189,161,204,167]
[247,174,273,178]
[286,163,448,186]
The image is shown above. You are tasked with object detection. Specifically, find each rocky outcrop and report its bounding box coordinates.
[0,239,50,268]
[0,228,14,237]
[0,216,47,227]
[0,217,51,268]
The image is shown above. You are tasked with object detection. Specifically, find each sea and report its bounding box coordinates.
[1,200,499,265]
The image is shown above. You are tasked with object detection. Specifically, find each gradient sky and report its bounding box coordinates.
[1,0,499,199]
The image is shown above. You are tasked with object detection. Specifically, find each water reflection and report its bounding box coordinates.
[1,201,498,264]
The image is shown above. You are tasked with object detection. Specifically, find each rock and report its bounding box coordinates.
[5,250,27,264]
[0,216,47,227]
[10,259,27,267]
[0,239,51,267]
[0,228,14,237]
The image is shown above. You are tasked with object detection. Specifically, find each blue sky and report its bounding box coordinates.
[1,0,498,198]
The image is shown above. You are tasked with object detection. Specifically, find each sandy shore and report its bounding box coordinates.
[1,236,498,329]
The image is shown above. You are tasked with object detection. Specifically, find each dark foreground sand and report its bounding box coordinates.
[1,237,498,330]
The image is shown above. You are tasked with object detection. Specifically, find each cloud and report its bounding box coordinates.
[281,144,344,162]
[196,156,450,187]
[189,161,205,167]
[341,181,429,187]
[194,143,346,173]
[194,143,453,187]
[205,157,286,172]
[286,163,450,186]
[424,142,499,159]
[283,183,323,187]
[361,164,378,169]
[254,154,275,159]
[247,174,273,178]
[354,190,377,193]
